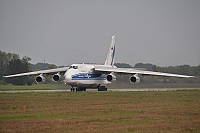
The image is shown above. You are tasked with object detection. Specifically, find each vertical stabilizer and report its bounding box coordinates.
[104,36,116,66]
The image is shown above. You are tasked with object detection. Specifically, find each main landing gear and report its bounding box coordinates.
[71,87,86,92]
[98,86,107,91]
[70,86,107,92]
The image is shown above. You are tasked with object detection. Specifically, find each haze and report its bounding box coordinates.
[0,0,200,66]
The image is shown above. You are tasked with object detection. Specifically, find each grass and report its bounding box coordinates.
[0,90,200,132]
[0,83,70,91]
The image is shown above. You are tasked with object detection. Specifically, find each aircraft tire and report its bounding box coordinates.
[76,87,86,91]
[71,88,75,91]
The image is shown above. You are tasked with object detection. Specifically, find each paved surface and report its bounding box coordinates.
[0,88,199,93]
[109,88,200,92]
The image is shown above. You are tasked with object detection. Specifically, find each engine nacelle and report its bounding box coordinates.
[129,74,140,84]
[106,74,116,82]
[52,73,62,82]
[35,75,46,83]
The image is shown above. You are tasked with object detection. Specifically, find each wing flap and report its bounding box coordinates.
[94,65,194,78]
[3,67,69,78]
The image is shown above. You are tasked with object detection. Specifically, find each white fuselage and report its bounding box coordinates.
[63,64,111,88]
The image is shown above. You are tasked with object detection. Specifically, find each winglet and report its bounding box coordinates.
[104,36,116,66]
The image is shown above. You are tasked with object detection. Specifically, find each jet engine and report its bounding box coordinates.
[106,74,116,82]
[129,74,140,84]
[35,74,46,83]
[52,73,62,82]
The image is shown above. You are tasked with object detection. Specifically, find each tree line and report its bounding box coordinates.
[0,51,33,85]
[0,51,199,85]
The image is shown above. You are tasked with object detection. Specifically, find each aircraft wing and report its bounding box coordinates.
[3,67,69,78]
[94,65,194,78]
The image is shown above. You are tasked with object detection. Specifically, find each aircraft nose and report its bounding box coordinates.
[63,71,72,83]
[64,72,70,80]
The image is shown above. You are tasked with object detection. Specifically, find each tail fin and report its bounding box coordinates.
[104,36,116,66]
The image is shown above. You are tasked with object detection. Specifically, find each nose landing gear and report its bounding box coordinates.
[71,87,75,91]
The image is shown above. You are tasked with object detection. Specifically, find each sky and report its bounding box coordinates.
[0,0,200,67]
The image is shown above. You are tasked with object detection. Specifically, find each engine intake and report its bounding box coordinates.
[35,75,46,83]
[52,73,62,82]
[107,74,116,82]
[129,74,140,84]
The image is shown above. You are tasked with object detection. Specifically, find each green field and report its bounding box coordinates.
[0,84,70,91]
[0,90,200,132]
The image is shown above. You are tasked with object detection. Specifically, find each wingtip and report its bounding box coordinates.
[191,76,197,79]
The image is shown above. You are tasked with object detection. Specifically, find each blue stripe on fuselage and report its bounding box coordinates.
[71,73,107,80]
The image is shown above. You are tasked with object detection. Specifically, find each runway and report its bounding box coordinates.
[0,88,199,93]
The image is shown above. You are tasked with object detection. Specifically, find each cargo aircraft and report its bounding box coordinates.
[4,36,194,91]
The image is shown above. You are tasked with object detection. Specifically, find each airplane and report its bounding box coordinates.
[4,36,194,91]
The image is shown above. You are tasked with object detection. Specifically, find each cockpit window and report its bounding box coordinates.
[69,65,78,69]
